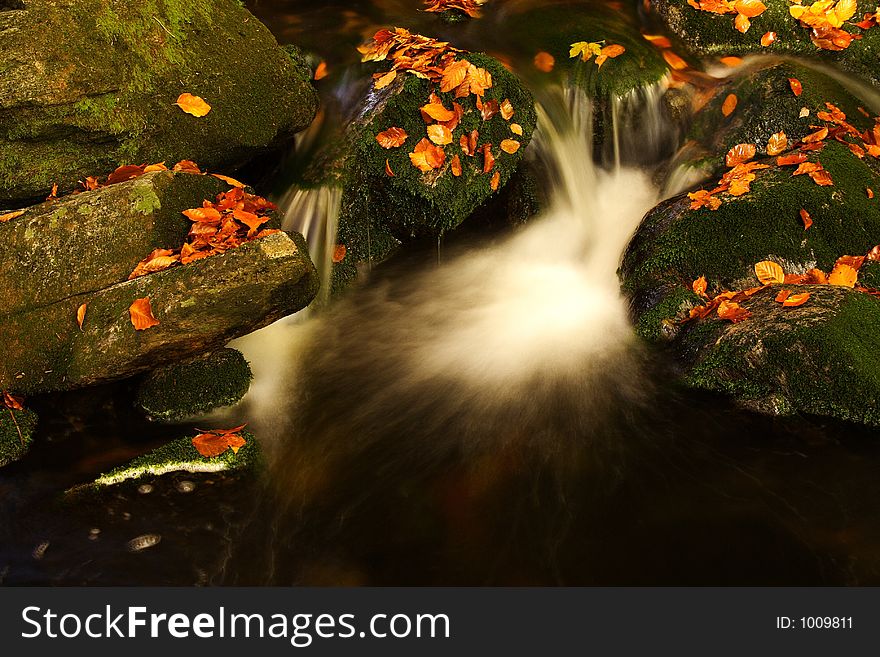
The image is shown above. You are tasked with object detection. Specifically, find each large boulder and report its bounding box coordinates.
[0,172,318,394]
[621,63,880,425]
[0,0,318,204]
[652,0,880,90]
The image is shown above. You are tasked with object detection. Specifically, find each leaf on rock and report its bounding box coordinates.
[410,138,446,172]
[725,143,756,166]
[0,210,25,223]
[755,260,784,284]
[722,94,738,118]
[692,275,708,297]
[500,139,520,154]
[717,300,751,323]
[829,262,858,287]
[782,292,810,307]
[376,127,409,149]
[211,174,247,188]
[129,297,159,331]
[761,31,778,46]
[490,170,500,191]
[450,154,462,177]
[421,102,455,122]
[799,208,813,230]
[192,426,247,458]
[767,131,788,155]
[332,244,347,263]
[789,78,803,96]
[175,93,211,117]
[76,303,87,330]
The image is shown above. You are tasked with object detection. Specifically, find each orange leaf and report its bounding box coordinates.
[421,102,455,122]
[490,170,500,191]
[721,93,738,117]
[440,59,470,93]
[782,292,810,307]
[777,152,808,166]
[376,127,408,149]
[692,275,708,297]
[868,188,875,199]
[735,0,766,17]
[533,51,555,72]
[373,70,397,89]
[385,159,395,177]
[211,174,247,188]
[717,300,751,323]
[76,303,87,330]
[760,31,777,46]
[482,144,495,173]
[175,93,211,117]
[828,263,858,287]
[106,164,145,185]
[233,208,269,236]
[192,430,247,458]
[789,78,803,96]
[450,154,462,177]
[427,124,453,146]
[755,260,784,284]
[510,123,523,136]
[0,209,25,223]
[662,50,688,70]
[173,160,202,174]
[183,207,222,224]
[129,297,159,331]
[802,127,829,143]
[500,139,520,154]
[409,138,446,172]
[314,61,329,81]
[799,208,813,230]
[719,56,743,67]
[3,391,23,411]
[500,98,515,120]
[775,289,792,303]
[725,143,756,167]
[144,162,168,173]
[766,131,788,156]
[332,244,346,263]
[734,12,751,33]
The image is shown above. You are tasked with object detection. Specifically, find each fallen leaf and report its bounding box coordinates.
[211,174,247,188]
[3,391,23,411]
[183,207,222,224]
[829,262,858,287]
[734,12,751,33]
[410,138,446,172]
[175,93,211,117]
[76,303,87,330]
[373,69,397,89]
[106,164,145,185]
[755,260,785,284]
[314,61,329,80]
[719,56,743,66]
[777,152,809,166]
[725,143,756,167]
[332,244,346,263]
[490,170,500,191]
[533,51,555,72]
[129,297,159,331]
[510,123,523,136]
[802,127,829,143]
[717,300,751,322]
[173,160,202,174]
[761,31,777,46]
[376,127,409,149]
[775,289,792,303]
[500,139,520,154]
[192,429,247,458]
[782,292,810,307]
[0,209,25,223]
[427,124,453,146]
[385,159,395,177]
[144,162,168,173]
[800,208,813,230]
[500,99,515,120]
[722,93,738,117]
[482,144,495,173]
[789,78,803,96]
[450,154,462,176]
[766,131,788,156]
[421,101,455,122]
[693,275,708,297]
[662,50,688,70]
[869,188,875,199]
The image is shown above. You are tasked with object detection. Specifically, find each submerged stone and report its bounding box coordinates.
[0,0,318,204]
[136,348,253,423]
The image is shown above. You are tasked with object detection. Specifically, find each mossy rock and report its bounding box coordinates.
[0,406,38,468]
[680,286,880,425]
[680,61,878,178]
[624,140,880,341]
[652,0,880,90]
[80,430,261,489]
[0,0,318,204]
[136,348,253,422]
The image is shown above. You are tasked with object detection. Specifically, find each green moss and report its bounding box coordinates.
[858,260,880,288]
[654,0,880,90]
[0,407,38,468]
[136,348,253,422]
[89,430,262,487]
[634,286,702,341]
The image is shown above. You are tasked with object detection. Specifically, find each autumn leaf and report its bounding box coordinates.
[410,138,446,172]
[799,208,813,230]
[782,292,810,307]
[211,174,247,188]
[533,51,555,72]
[490,170,500,191]
[314,61,329,81]
[766,132,788,156]
[192,427,247,458]
[510,123,523,136]
[0,209,25,223]
[717,300,751,323]
[482,144,495,173]
[734,12,751,33]
[376,127,408,149]
[421,101,455,122]
[569,41,602,61]
[643,33,673,48]
[692,275,708,297]
[761,31,778,46]
[802,127,829,143]
[688,189,722,211]
[500,139,520,154]
[173,160,202,174]
[129,248,178,280]
[373,70,397,89]
[662,50,688,70]
[332,244,346,263]
[478,97,499,120]
[789,78,803,96]
[233,208,269,237]
[719,56,743,67]
[106,164,145,185]
[426,124,452,146]
[726,143,756,167]
[385,159,395,177]
[722,94,738,117]
[144,162,168,173]
[440,59,470,92]
[183,207,222,224]
[175,93,211,117]
[76,303,87,330]
[500,99,515,120]
[755,260,784,284]
[868,188,875,199]
[129,297,159,331]
[595,44,626,68]
[777,152,809,166]
[829,262,858,287]
[775,289,792,303]
[450,155,462,177]
[3,391,23,411]
[735,0,767,18]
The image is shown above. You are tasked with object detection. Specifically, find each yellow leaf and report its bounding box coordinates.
[427,124,452,146]
[828,263,858,287]
[510,123,523,136]
[500,139,520,154]
[175,93,211,117]
[76,303,87,331]
[754,260,784,284]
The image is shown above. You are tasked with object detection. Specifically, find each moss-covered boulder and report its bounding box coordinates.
[678,61,879,178]
[652,0,880,90]
[0,231,318,394]
[680,286,880,424]
[0,405,38,467]
[136,348,253,422]
[0,171,226,317]
[0,0,318,204]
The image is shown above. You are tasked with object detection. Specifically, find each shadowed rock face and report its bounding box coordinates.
[0,0,318,204]
[0,172,318,395]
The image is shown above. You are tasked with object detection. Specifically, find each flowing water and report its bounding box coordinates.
[3,0,880,586]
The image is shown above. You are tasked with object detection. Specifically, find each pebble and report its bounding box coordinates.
[126,534,161,553]
[176,480,195,493]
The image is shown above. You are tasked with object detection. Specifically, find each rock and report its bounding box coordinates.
[677,61,878,179]
[0,406,38,467]
[136,348,253,422]
[0,231,318,394]
[0,171,226,317]
[651,0,880,90]
[0,0,318,204]
[680,286,880,425]
[71,431,261,490]
[621,64,880,424]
